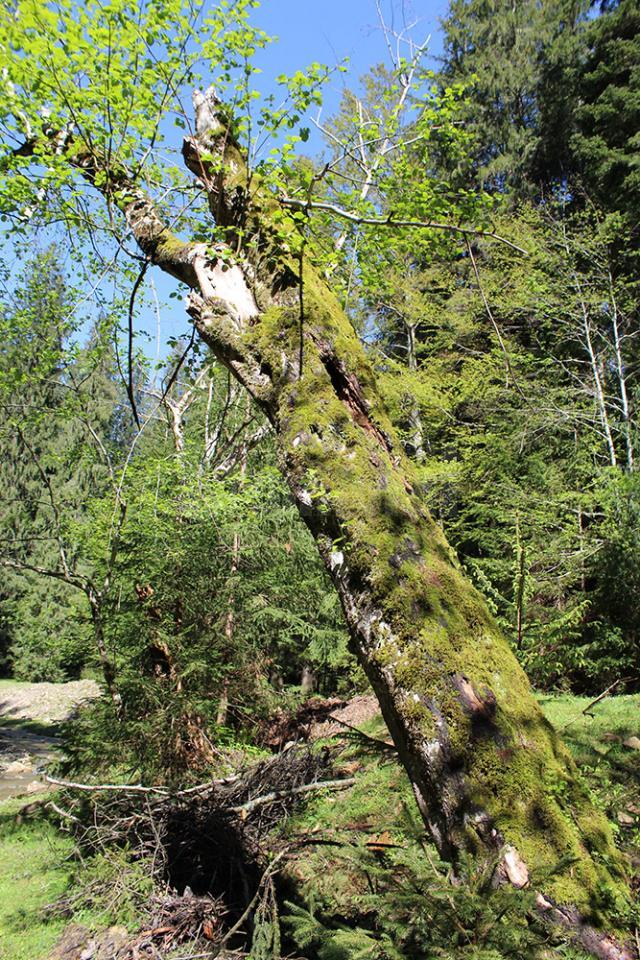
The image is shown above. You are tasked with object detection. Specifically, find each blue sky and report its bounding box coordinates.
[253,0,446,118]
[142,0,448,358]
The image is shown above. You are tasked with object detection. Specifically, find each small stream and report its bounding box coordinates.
[0,680,99,803]
[0,727,60,801]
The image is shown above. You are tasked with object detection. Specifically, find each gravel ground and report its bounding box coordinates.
[0,679,100,725]
[0,680,101,799]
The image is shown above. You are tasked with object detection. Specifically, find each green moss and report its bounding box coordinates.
[462,720,630,914]
[239,191,633,925]
[154,231,190,259]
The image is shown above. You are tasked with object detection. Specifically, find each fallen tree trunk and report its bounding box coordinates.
[11,93,635,959]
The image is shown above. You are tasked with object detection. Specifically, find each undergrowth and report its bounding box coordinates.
[279,698,639,960]
[0,694,637,959]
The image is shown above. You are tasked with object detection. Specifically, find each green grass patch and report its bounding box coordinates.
[0,798,73,960]
[540,692,640,793]
[540,692,640,754]
[0,796,150,960]
[540,693,640,854]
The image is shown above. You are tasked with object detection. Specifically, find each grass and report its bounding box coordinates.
[0,798,74,960]
[540,692,640,857]
[0,796,142,960]
[540,691,640,755]
[540,692,640,791]
[0,718,60,737]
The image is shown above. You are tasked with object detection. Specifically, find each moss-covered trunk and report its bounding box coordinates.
[62,91,632,958]
[201,271,633,950]
[177,98,637,959]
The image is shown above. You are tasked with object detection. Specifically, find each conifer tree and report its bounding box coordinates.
[0,251,120,678]
[572,0,640,230]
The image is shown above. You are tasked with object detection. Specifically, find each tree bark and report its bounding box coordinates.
[608,272,634,471]
[20,96,635,959]
[566,260,618,468]
[176,98,633,958]
[405,320,427,461]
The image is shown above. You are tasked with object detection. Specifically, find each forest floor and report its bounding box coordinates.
[0,689,638,960]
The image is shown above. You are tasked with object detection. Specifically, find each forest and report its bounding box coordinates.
[0,0,638,957]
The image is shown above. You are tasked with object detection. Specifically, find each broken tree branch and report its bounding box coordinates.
[558,678,631,731]
[229,777,356,815]
[45,775,238,797]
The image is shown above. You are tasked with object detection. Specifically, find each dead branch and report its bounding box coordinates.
[0,556,89,592]
[46,800,82,824]
[558,678,631,731]
[213,422,271,476]
[229,777,356,815]
[46,775,173,795]
[45,774,238,796]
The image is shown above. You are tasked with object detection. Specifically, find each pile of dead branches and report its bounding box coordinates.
[49,743,344,856]
[123,888,228,956]
[256,698,347,750]
[44,744,354,954]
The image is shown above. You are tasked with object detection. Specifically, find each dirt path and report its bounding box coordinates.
[0,680,100,801]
